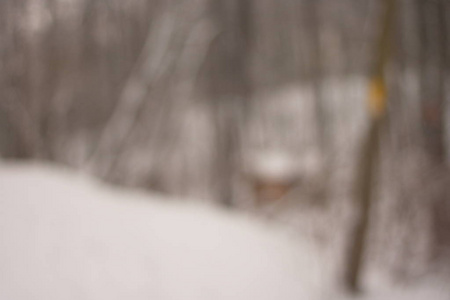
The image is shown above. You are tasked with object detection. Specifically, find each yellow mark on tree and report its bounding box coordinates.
[368,78,386,119]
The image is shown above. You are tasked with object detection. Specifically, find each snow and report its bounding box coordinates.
[0,162,449,300]
[246,150,301,182]
[0,162,323,300]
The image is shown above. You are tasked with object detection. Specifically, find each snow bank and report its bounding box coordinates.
[0,162,323,300]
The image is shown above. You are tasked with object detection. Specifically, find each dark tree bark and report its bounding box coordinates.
[344,0,395,293]
[203,0,253,207]
[303,0,331,205]
[418,0,447,163]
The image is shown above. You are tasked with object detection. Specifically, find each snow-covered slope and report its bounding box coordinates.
[0,163,323,300]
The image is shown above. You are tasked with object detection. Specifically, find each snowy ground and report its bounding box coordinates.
[0,162,325,300]
[0,162,449,300]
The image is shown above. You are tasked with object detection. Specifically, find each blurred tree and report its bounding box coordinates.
[202,0,253,206]
[344,0,395,293]
[419,0,447,163]
[1,0,450,284]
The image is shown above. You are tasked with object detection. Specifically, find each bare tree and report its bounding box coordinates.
[344,0,395,293]
[202,0,253,206]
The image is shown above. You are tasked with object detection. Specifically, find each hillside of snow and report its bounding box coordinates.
[0,162,325,300]
[1,162,449,300]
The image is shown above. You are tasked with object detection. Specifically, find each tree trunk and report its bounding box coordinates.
[204,0,253,207]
